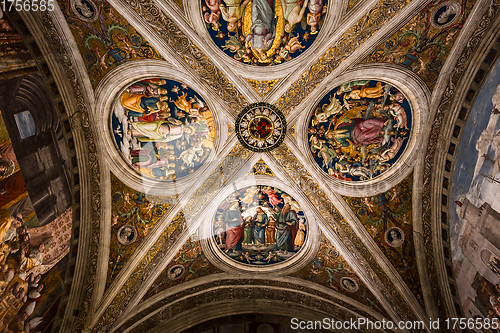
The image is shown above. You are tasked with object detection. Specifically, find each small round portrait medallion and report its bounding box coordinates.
[167,264,185,280]
[117,225,137,245]
[236,103,286,152]
[340,277,359,292]
[384,226,405,248]
[431,1,462,29]
[71,0,98,22]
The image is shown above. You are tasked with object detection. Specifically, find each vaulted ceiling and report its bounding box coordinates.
[3,0,500,332]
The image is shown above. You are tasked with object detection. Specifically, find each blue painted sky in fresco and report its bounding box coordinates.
[450,56,500,262]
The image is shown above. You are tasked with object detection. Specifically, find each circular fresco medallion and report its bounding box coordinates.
[71,0,99,22]
[117,225,137,245]
[236,102,286,152]
[431,1,462,29]
[167,264,186,280]
[213,185,307,266]
[307,80,412,181]
[202,0,328,66]
[111,78,215,180]
[340,277,359,292]
[384,226,405,248]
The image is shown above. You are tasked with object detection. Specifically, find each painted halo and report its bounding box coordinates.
[384,226,405,248]
[111,78,215,181]
[202,0,328,66]
[213,185,307,266]
[307,80,412,182]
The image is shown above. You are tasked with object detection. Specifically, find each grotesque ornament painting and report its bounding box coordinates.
[214,185,307,266]
[307,80,412,181]
[111,78,215,180]
[202,0,328,65]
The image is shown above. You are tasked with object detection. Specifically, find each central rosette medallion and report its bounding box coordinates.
[236,102,286,152]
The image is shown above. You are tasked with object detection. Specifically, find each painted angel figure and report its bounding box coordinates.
[307,0,325,34]
[220,0,251,31]
[262,186,282,207]
[204,0,222,30]
[241,186,259,205]
[280,0,309,33]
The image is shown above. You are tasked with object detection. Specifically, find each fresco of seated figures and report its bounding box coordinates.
[213,185,307,265]
[307,80,412,181]
[111,78,215,180]
[202,0,328,65]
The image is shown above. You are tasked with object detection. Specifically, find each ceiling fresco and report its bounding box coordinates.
[142,235,222,302]
[107,174,176,289]
[203,0,328,65]
[291,234,390,318]
[57,0,164,88]
[343,173,424,307]
[2,0,499,330]
[213,185,307,266]
[363,0,474,90]
[307,79,412,181]
[112,78,215,180]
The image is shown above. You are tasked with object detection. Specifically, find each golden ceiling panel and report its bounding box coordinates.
[246,78,279,97]
[245,158,277,177]
[271,143,421,321]
[95,211,187,333]
[141,235,222,303]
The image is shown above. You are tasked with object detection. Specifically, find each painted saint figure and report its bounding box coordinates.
[242,216,254,245]
[130,118,195,142]
[246,0,277,57]
[252,207,268,245]
[280,0,309,33]
[307,0,324,34]
[273,203,297,253]
[223,201,244,252]
[266,215,277,244]
[220,0,251,31]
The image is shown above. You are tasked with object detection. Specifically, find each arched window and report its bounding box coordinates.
[14,110,35,139]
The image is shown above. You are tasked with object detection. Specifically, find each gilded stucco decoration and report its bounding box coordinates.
[245,158,276,177]
[246,79,279,97]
